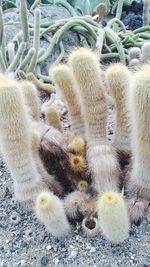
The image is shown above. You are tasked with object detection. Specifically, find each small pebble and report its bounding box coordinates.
[45,245,51,250]
[90,247,96,253]
[20,260,26,266]
[53,258,59,265]
[69,250,78,258]
[40,256,49,266]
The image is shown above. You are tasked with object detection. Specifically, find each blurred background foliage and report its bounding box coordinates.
[1,0,135,13]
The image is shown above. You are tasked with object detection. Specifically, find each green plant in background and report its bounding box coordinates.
[0,0,150,87]
[0,0,17,10]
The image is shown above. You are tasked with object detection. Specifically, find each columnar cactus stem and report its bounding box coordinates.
[7,42,26,73]
[97,191,129,243]
[0,6,3,48]
[143,0,150,26]
[69,48,121,193]
[113,0,124,32]
[7,42,15,64]
[30,0,41,11]
[51,64,85,137]
[0,77,45,206]
[0,51,6,72]
[20,0,29,44]
[69,48,107,146]
[127,65,150,224]
[21,81,40,121]
[69,48,129,242]
[106,64,131,151]
[35,191,71,237]
[17,48,36,72]
[27,9,40,73]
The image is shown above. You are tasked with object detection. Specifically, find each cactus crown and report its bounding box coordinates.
[100,191,121,205]
[36,192,53,210]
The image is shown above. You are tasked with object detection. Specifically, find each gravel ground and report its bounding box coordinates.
[0,96,150,267]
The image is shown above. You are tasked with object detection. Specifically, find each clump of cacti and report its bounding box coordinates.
[69,48,120,194]
[1,36,150,243]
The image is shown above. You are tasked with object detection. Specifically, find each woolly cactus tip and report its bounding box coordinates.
[50,64,68,78]
[106,63,129,81]
[36,191,53,210]
[97,191,129,243]
[45,105,62,131]
[36,191,71,237]
[50,64,73,88]
[77,180,88,192]
[0,76,17,87]
[68,47,98,66]
[70,155,86,173]
[100,191,120,205]
[135,64,150,80]
[68,137,86,155]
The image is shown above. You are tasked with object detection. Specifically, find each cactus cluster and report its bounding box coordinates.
[0,46,150,244]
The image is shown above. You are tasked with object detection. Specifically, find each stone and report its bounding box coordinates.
[40,256,49,266]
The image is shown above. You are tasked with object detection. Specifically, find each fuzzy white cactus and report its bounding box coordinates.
[0,76,45,206]
[36,191,71,237]
[106,63,131,151]
[69,48,107,146]
[68,48,130,242]
[127,65,150,223]
[51,64,85,137]
[97,191,129,243]
[21,81,40,121]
